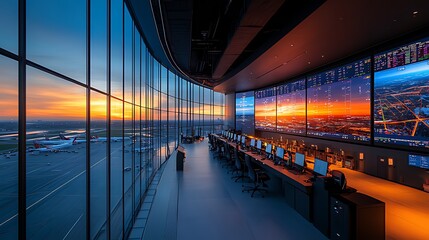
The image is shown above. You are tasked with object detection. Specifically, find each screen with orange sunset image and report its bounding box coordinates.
[276,79,306,134]
[307,58,371,142]
[255,87,276,131]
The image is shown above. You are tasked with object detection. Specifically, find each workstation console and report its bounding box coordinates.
[211,133,385,239]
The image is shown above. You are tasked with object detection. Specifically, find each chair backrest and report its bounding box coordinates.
[245,155,256,182]
[235,149,241,169]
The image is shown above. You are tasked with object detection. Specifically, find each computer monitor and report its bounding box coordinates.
[233,134,237,141]
[266,144,272,154]
[276,147,284,160]
[313,158,329,176]
[256,140,262,150]
[294,152,305,167]
[250,138,255,148]
[241,136,246,146]
[265,144,272,158]
[237,135,241,143]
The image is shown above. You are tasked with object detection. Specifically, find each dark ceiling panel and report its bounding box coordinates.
[212,0,285,79]
[128,0,429,92]
[214,0,429,93]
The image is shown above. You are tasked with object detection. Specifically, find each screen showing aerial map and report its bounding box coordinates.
[374,38,429,150]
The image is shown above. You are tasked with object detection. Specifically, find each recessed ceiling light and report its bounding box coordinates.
[413,11,418,15]
[308,61,311,65]
[321,55,325,58]
[290,44,294,47]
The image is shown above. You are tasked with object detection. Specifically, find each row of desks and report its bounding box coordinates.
[212,134,314,219]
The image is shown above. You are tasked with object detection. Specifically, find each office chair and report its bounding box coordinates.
[222,143,236,170]
[208,134,215,151]
[242,155,270,197]
[231,150,249,182]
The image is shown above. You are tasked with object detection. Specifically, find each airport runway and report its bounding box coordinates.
[0,139,157,239]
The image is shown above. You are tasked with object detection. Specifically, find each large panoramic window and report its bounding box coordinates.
[0,1,224,238]
[27,0,86,82]
[307,58,371,142]
[26,67,86,239]
[276,79,306,135]
[0,56,18,239]
[111,0,123,99]
[110,97,123,239]
[374,38,429,150]
[0,0,18,54]
[90,0,107,92]
[90,91,107,239]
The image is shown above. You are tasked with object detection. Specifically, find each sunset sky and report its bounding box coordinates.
[276,91,306,118]
[255,96,276,118]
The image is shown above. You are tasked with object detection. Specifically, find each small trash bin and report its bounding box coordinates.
[177,146,186,171]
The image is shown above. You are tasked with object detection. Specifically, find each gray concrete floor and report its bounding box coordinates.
[131,140,327,240]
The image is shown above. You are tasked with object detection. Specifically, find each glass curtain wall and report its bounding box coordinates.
[0,0,224,239]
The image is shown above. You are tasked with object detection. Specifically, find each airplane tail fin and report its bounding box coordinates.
[59,133,70,140]
[72,137,77,144]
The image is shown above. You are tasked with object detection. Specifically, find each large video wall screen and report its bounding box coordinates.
[374,38,429,149]
[255,87,276,131]
[276,79,306,134]
[235,91,255,135]
[307,58,371,142]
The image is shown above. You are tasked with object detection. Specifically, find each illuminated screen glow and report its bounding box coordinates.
[266,144,272,154]
[374,38,429,150]
[295,153,305,167]
[276,147,284,159]
[408,154,429,169]
[256,140,262,149]
[235,91,254,135]
[276,79,306,134]
[250,138,255,147]
[307,58,371,142]
[255,87,276,131]
[313,158,328,176]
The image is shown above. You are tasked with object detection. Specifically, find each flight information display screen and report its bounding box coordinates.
[409,154,429,169]
[235,91,254,135]
[255,87,276,131]
[307,58,371,142]
[276,79,306,134]
[374,38,429,150]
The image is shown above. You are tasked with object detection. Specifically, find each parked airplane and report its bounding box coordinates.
[59,133,87,143]
[60,133,129,142]
[31,138,77,152]
[36,134,77,145]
